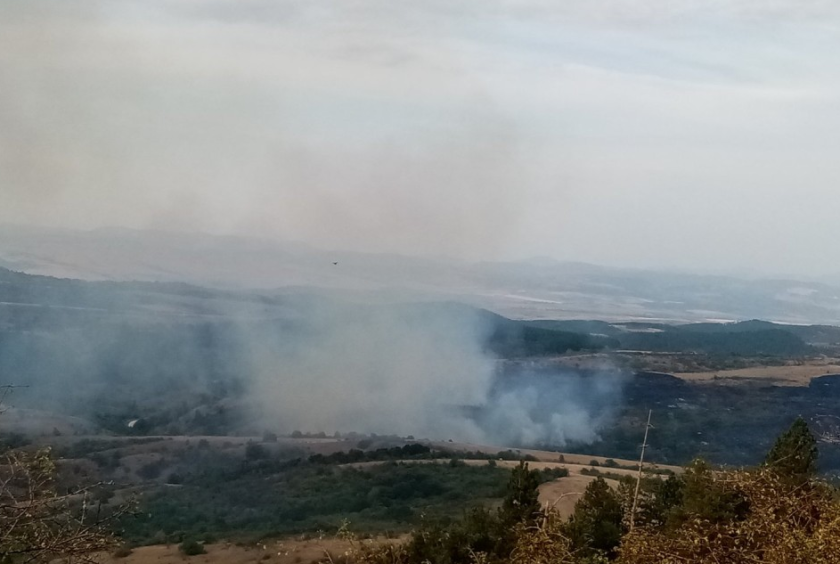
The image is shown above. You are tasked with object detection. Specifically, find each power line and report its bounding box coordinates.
[629,409,653,531]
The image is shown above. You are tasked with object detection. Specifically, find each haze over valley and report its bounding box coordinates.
[3,2,840,563]
[3,224,840,325]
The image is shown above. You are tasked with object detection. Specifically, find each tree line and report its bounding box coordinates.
[1,416,835,563]
[345,417,838,564]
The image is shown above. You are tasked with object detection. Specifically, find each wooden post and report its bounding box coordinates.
[629,409,652,531]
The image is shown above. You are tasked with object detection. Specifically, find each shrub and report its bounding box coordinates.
[620,467,840,564]
[540,467,569,480]
[178,539,206,556]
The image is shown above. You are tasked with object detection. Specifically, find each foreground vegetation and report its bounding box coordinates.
[118,445,566,545]
[4,416,840,563]
[122,461,513,543]
[341,418,840,564]
[0,447,122,563]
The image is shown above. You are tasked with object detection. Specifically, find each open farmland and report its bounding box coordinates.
[673,360,840,386]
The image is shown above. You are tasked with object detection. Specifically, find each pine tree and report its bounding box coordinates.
[500,461,542,527]
[765,417,818,482]
[565,476,624,558]
[619,474,684,529]
[670,459,748,526]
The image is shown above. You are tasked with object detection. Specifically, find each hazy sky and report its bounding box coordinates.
[2,1,840,275]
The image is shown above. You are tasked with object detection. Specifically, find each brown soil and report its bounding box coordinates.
[102,538,395,564]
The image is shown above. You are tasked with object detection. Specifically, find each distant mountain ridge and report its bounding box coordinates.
[2,224,840,324]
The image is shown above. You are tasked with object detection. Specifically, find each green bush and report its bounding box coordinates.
[120,460,513,544]
[178,539,206,556]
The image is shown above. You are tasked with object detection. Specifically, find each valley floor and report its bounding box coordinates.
[101,538,363,564]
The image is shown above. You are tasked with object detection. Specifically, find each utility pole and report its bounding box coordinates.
[629,409,652,531]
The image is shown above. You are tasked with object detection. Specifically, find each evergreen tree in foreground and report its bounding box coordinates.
[764,416,818,483]
[565,476,624,559]
[401,461,544,564]
[501,461,542,527]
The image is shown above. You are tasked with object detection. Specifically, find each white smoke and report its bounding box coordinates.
[478,368,626,446]
[239,301,626,446]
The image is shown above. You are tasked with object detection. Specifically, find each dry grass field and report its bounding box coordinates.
[349,442,682,520]
[431,441,681,472]
[101,538,366,564]
[538,473,598,517]
[673,361,840,387]
[436,443,682,518]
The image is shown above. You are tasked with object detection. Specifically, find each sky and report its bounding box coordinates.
[1,0,840,276]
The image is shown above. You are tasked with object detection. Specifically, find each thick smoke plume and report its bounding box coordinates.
[1,273,626,447]
[478,365,626,446]
[234,301,626,446]
[241,304,494,441]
